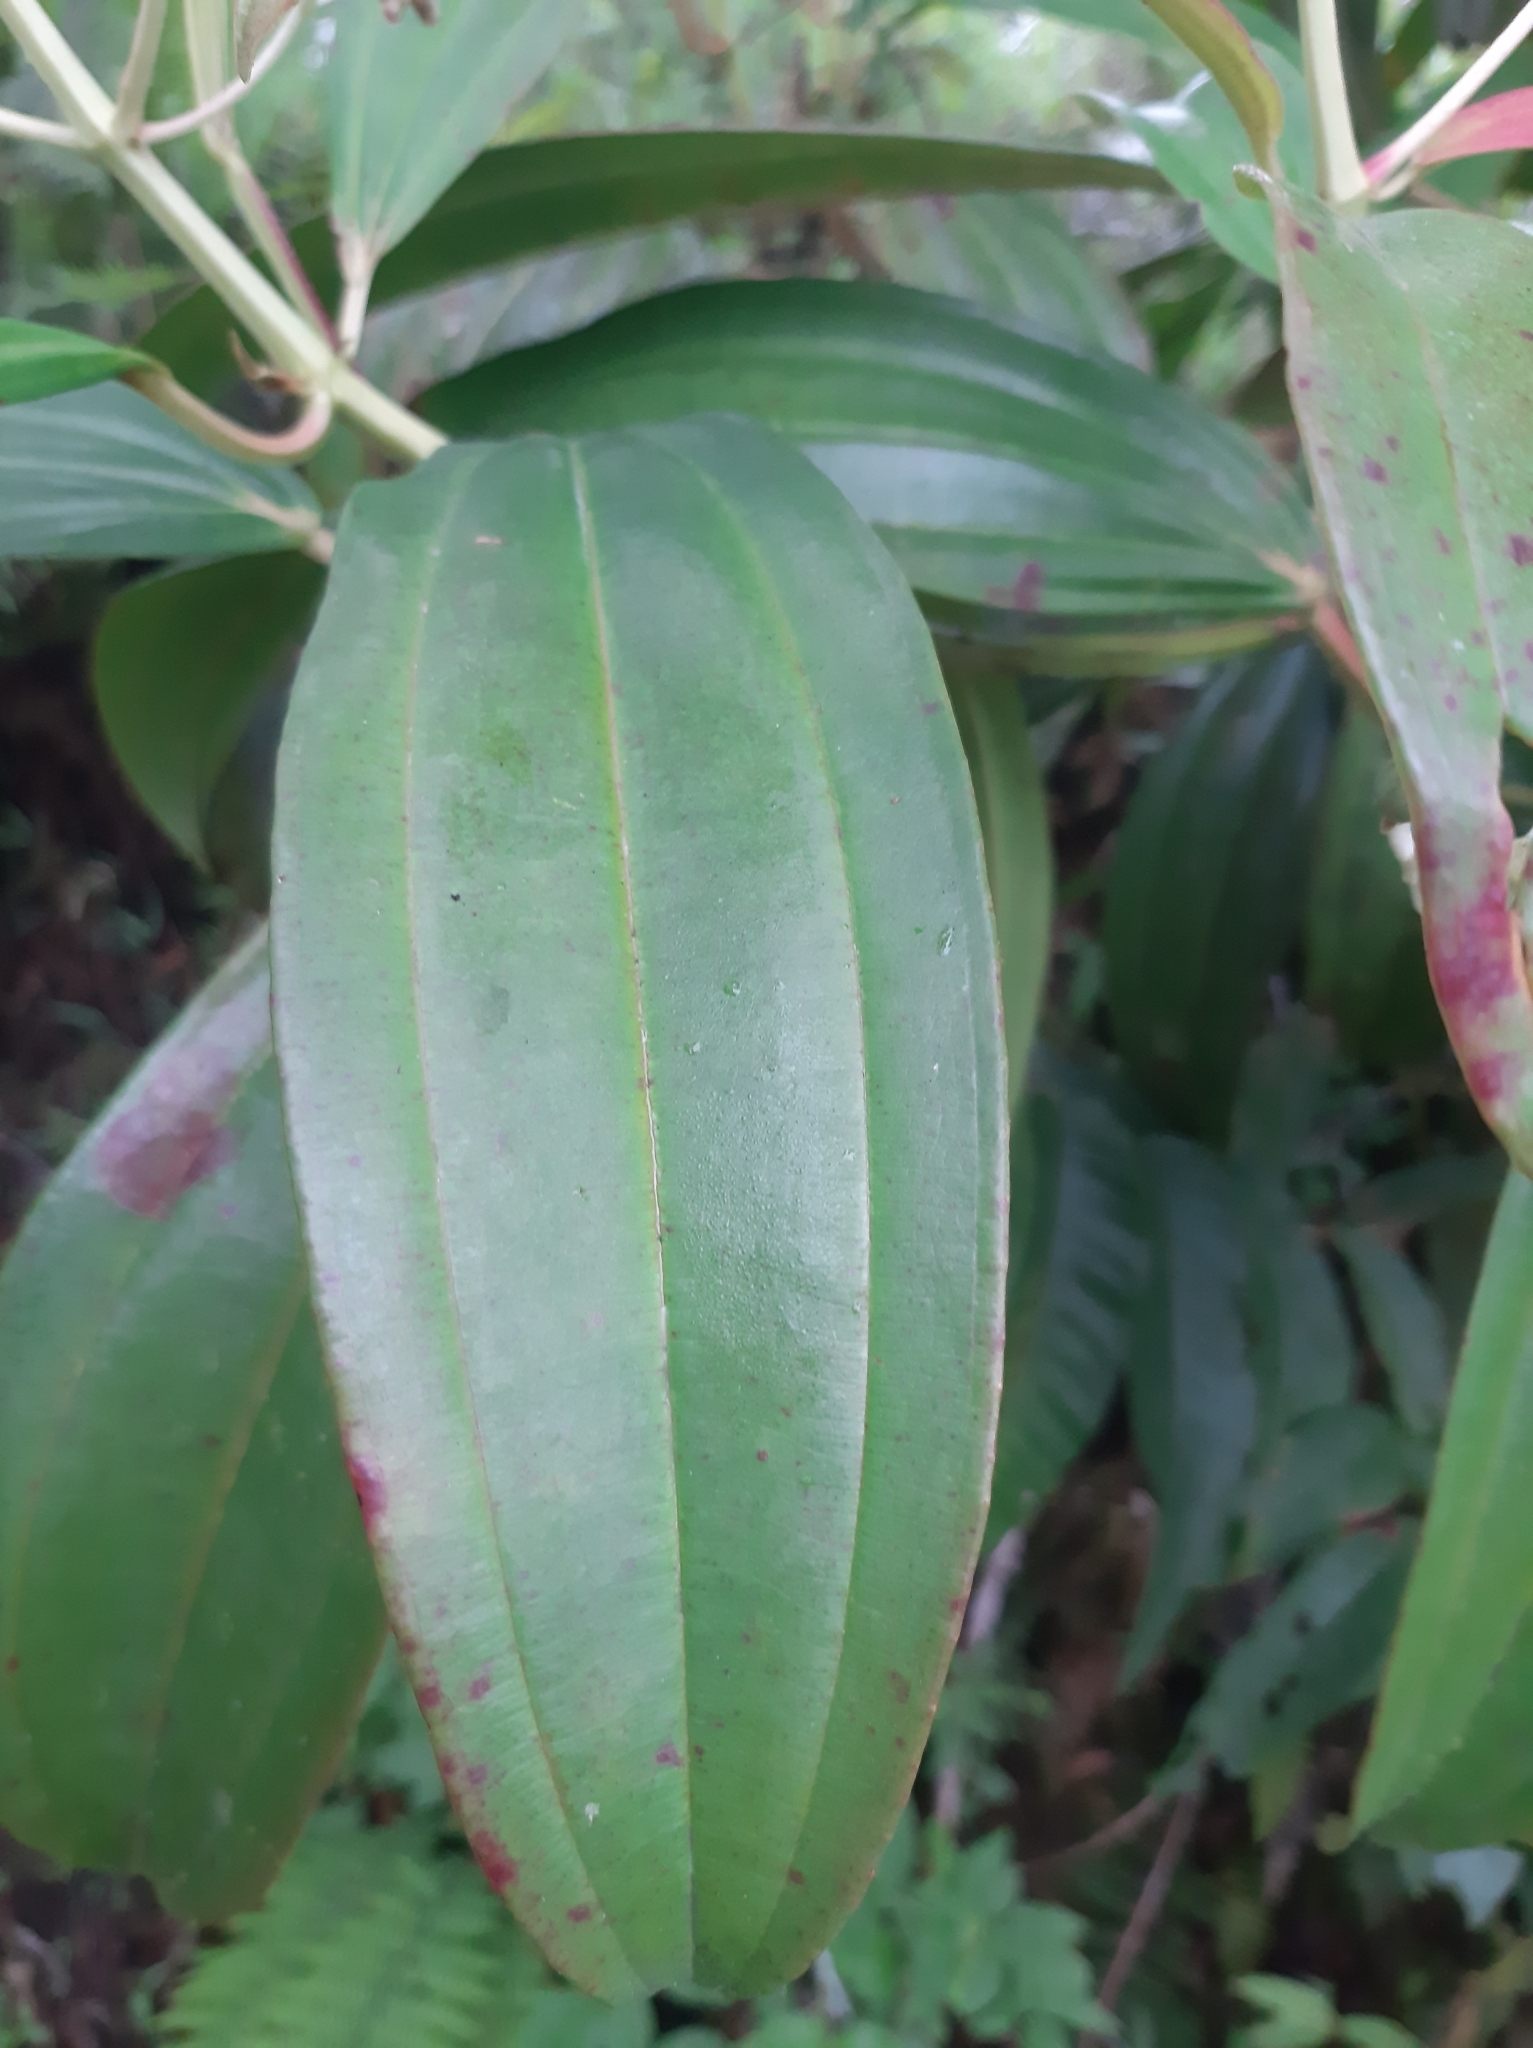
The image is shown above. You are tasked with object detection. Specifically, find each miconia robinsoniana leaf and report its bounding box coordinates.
[1270,184,1533,1171]
[0,929,386,1917]
[271,419,1008,1997]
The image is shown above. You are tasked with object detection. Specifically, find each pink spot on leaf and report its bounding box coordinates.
[347,1456,387,1535]
[1362,458,1388,484]
[470,1832,518,1891]
[888,1670,911,1705]
[1296,228,1317,251]
[97,1107,233,1220]
[655,1742,684,1768]
[1512,535,1533,566]
[468,1669,492,1702]
[568,1905,593,1924]
[1009,560,1045,612]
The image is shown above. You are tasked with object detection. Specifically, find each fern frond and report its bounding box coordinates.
[160,1810,633,2048]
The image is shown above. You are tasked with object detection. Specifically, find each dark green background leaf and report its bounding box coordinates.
[0,931,385,1917]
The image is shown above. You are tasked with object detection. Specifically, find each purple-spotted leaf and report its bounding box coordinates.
[1272,184,1533,1170]
[0,930,385,1916]
[271,417,1006,1997]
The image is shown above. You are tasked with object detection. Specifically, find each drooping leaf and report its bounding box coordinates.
[848,193,1149,367]
[417,279,1317,671]
[371,129,1170,307]
[946,675,1053,1110]
[1126,1135,1258,1680]
[1335,1227,1450,1439]
[986,1075,1151,1541]
[270,419,1007,1998]
[145,128,1171,401]
[1305,697,1443,1071]
[0,384,322,560]
[0,317,154,404]
[1104,643,1334,1143]
[93,553,324,869]
[1352,1167,1533,1845]
[1270,186,1533,1171]
[0,930,386,1918]
[1193,1528,1413,1776]
[326,0,575,299]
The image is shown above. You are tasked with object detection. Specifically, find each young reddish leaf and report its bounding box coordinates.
[1366,85,1533,174]
[1271,182,1533,1171]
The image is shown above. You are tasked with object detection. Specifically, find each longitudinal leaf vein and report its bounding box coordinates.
[567,444,692,1965]
[398,454,630,1964]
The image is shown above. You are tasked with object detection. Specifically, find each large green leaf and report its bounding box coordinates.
[0,384,322,560]
[1270,186,1533,1173]
[1127,1135,1257,1680]
[0,930,385,1917]
[1104,643,1333,1142]
[946,676,1053,1110]
[1305,698,1443,1071]
[0,317,154,403]
[93,553,324,869]
[1352,1167,1533,1847]
[416,279,1316,670]
[326,0,574,303]
[270,419,1007,1998]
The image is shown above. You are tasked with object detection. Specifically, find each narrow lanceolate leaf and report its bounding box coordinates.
[94,554,324,868]
[326,0,574,298]
[1305,699,1442,1071]
[1352,1167,1533,1847]
[1334,1228,1450,1439]
[0,385,322,560]
[986,1074,1151,1541]
[1139,0,1286,167]
[946,675,1053,1111]
[271,419,1007,1998]
[418,280,1317,670]
[1366,88,1533,176]
[0,318,154,404]
[0,931,385,1917]
[1127,1135,1257,1680]
[1271,186,1533,1171]
[1104,644,1333,1144]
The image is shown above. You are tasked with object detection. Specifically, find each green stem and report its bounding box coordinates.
[113,0,169,138]
[1297,0,1368,202]
[0,0,443,466]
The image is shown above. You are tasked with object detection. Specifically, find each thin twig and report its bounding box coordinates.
[112,0,169,138]
[1091,1775,1205,2024]
[1025,1791,1166,1880]
[140,3,305,142]
[1367,0,1533,187]
[0,104,85,145]
[123,364,333,463]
